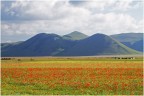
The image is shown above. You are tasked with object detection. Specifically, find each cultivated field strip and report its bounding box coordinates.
[1,57,143,95]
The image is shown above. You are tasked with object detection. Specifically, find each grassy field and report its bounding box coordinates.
[1,56,143,95]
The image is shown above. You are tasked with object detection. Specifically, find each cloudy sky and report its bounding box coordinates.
[1,0,143,42]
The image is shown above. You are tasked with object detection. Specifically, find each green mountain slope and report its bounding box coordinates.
[1,41,23,52]
[1,33,77,57]
[63,31,88,40]
[58,34,140,56]
[1,33,141,57]
[111,33,143,52]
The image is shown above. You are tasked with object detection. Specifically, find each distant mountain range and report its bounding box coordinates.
[111,33,143,52]
[1,31,142,57]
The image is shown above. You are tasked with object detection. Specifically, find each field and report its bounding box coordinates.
[1,56,143,95]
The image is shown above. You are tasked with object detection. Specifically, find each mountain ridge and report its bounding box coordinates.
[1,32,141,57]
[63,31,88,40]
[58,33,140,56]
[111,33,143,52]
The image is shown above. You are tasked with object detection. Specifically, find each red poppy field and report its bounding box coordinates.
[1,57,143,95]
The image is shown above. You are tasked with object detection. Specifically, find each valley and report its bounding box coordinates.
[1,56,143,95]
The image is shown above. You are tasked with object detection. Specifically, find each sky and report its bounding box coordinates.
[1,0,144,43]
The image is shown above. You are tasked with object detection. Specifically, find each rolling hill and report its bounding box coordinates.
[63,31,88,40]
[1,33,77,56]
[1,41,23,52]
[111,33,143,52]
[1,33,141,57]
[58,33,140,56]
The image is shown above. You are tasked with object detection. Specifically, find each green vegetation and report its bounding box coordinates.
[111,33,143,43]
[59,34,141,56]
[63,31,88,40]
[1,33,142,57]
[1,57,143,95]
[111,33,143,52]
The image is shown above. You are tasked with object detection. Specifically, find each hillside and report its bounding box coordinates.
[1,33,141,57]
[111,33,143,52]
[1,41,23,52]
[58,34,140,56]
[63,31,88,40]
[1,33,76,56]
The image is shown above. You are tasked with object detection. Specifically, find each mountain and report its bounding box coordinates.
[58,34,140,56]
[111,33,143,52]
[63,31,88,40]
[1,41,23,52]
[1,33,141,57]
[111,33,143,42]
[1,33,76,56]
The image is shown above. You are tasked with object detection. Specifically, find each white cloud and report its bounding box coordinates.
[2,0,70,20]
[2,0,143,20]
[2,12,142,36]
[76,0,116,10]
[1,0,143,42]
[70,0,142,12]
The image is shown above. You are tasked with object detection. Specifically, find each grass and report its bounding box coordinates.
[1,57,143,95]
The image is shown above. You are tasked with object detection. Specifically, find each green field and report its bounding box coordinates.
[1,56,143,95]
